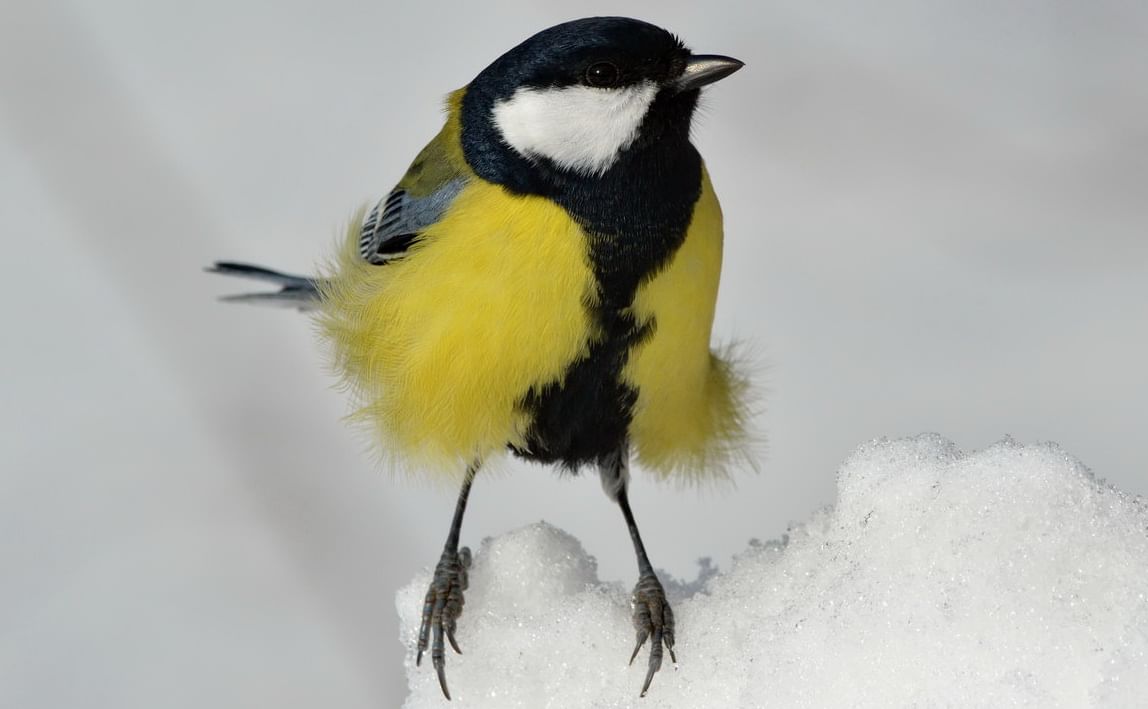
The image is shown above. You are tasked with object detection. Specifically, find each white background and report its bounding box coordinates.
[2,1,1145,706]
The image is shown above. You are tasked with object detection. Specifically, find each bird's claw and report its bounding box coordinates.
[629,572,676,697]
[416,546,472,700]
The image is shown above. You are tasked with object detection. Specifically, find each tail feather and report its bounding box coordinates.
[206,261,322,312]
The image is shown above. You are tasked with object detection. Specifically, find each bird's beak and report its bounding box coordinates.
[674,54,744,92]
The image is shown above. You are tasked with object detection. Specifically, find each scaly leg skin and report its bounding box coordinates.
[629,571,677,697]
[416,545,472,700]
[415,466,477,701]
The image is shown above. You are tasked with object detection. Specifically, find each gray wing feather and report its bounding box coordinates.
[357,178,465,264]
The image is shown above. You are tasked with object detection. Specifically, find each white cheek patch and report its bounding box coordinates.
[492,81,658,176]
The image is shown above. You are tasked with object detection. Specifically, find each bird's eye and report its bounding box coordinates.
[585,62,620,88]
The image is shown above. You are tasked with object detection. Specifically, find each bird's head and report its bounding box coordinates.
[460,17,742,183]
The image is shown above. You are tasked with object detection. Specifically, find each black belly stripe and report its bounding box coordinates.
[463,85,704,468]
[512,316,651,468]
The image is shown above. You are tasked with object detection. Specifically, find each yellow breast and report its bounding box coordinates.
[320,181,598,476]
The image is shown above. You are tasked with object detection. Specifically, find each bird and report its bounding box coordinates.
[209,16,751,700]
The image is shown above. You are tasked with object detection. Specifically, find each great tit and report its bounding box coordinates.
[210,16,750,700]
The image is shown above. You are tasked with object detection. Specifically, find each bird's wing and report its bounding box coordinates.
[357,181,465,263]
[358,123,470,265]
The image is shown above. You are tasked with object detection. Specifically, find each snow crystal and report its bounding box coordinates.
[397,435,1148,707]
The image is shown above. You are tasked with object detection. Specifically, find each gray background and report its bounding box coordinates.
[2,1,1145,706]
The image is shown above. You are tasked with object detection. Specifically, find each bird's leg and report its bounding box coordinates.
[416,465,477,701]
[600,447,676,697]
[618,485,677,697]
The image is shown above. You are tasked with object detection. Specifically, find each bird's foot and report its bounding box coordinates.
[628,571,677,697]
[416,546,472,700]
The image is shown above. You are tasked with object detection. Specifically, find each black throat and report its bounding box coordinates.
[461,86,704,469]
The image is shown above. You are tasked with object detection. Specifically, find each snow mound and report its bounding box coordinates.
[397,435,1148,707]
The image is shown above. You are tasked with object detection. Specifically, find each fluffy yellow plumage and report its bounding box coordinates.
[320,183,597,473]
